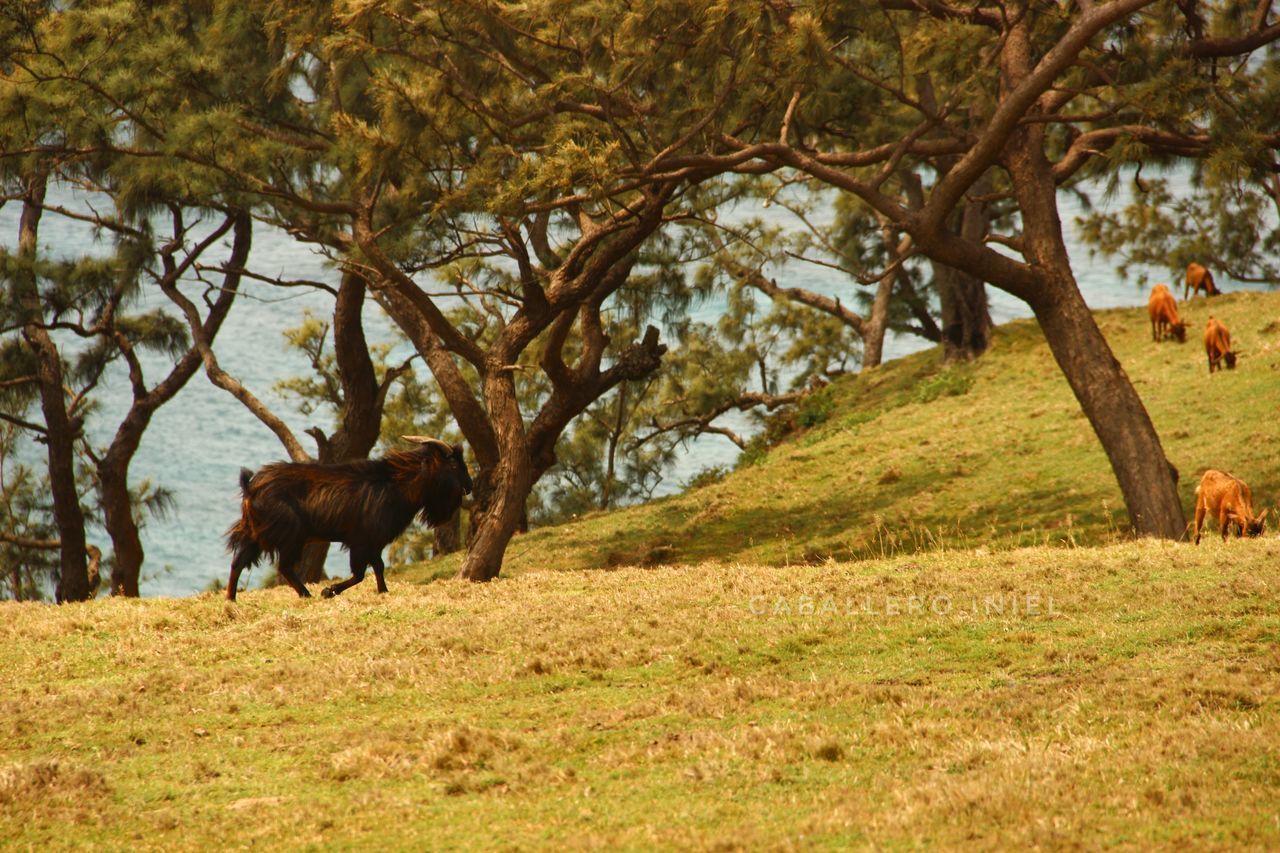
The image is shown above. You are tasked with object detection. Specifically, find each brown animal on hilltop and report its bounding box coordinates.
[1193,469,1268,544]
[1203,316,1237,373]
[1184,262,1220,300]
[1147,284,1187,342]
[225,436,472,600]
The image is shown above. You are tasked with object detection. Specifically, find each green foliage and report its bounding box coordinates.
[682,464,728,491]
[0,426,58,601]
[1076,174,1280,287]
[795,385,836,428]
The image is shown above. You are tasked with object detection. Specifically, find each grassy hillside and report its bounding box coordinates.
[4,294,1279,849]
[408,290,1280,581]
[3,541,1279,848]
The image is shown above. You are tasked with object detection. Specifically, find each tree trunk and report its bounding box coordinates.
[433,510,462,557]
[935,264,992,363]
[458,369,534,581]
[293,270,384,585]
[99,462,144,597]
[459,455,533,581]
[98,213,247,596]
[1028,281,1185,536]
[935,179,994,363]
[15,173,91,602]
[860,266,896,369]
[999,17,1184,539]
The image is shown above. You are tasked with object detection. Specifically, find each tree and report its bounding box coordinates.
[115,1,780,580]
[2,170,93,600]
[272,296,417,577]
[1,2,262,597]
[0,172,247,597]
[644,0,1280,539]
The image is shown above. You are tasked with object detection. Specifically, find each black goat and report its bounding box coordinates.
[225,436,472,600]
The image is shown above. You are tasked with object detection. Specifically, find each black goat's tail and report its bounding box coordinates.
[226,468,262,601]
[225,468,258,554]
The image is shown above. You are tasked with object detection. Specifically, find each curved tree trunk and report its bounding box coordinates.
[998,18,1184,539]
[1028,280,1185,536]
[99,462,144,597]
[15,173,91,602]
[929,173,993,364]
[101,213,248,596]
[293,270,385,585]
[460,473,533,581]
[458,370,534,582]
[860,234,898,369]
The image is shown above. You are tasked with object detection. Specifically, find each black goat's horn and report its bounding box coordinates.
[401,435,452,453]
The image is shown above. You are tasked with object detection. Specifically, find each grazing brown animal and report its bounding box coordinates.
[1203,316,1236,373]
[225,436,472,600]
[1147,284,1187,342]
[1184,262,1220,300]
[1193,469,1268,543]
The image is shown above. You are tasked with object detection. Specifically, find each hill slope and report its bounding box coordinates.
[411,290,1280,580]
[4,294,1279,848]
[2,541,1278,848]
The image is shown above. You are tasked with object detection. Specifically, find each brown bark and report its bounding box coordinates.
[458,368,534,582]
[935,263,992,363]
[860,222,903,368]
[1026,279,1185,536]
[432,509,462,557]
[902,141,993,365]
[740,1,1180,538]
[935,170,994,363]
[98,462,145,597]
[100,213,247,596]
[998,13,1185,539]
[456,321,668,581]
[14,172,91,602]
[293,270,388,584]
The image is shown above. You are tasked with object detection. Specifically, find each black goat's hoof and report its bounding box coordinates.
[321,586,337,599]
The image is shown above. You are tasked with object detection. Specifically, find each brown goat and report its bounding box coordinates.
[1204,316,1236,373]
[1193,469,1268,544]
[1147,284,1187,342]
[1184,262,1220,300]
[225,436,472,600]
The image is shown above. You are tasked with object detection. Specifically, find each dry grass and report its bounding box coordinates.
[3,538,1279,848]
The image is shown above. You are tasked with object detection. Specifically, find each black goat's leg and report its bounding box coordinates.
[226,542,260,602]
[371,553,388,594]
[322,553,367,599]
[276,545,312,598]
